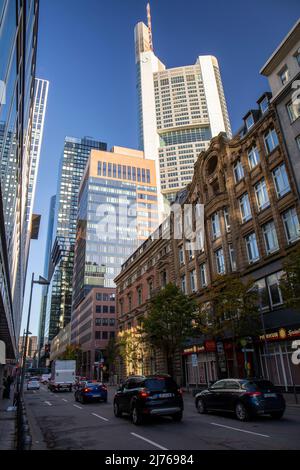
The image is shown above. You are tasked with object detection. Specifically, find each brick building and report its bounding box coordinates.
[115,94,300,390]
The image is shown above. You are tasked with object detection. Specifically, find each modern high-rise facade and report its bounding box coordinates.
[71,146,158,377]
[135,5,231,201]
[37,195,56,356]
[43,137,107,345]
[0,0,39,361]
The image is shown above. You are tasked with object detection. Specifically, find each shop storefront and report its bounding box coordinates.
[183,343,218,388]
[257,327,300,391]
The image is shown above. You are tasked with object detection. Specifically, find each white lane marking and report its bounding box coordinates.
[62,399,68,402]
[92,412,109,422]
[73,404,82,410]
[131,432,168,450]
[44,401,52,406]
[210,422,270,438]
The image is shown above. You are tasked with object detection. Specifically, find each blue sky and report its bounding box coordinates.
[22,0,300,336]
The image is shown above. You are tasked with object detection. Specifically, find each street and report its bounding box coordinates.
[24,385,300,450]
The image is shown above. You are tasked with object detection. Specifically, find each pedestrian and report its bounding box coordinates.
[2,377,10,399]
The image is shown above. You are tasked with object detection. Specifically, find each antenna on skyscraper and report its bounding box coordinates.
[147,2,154,51]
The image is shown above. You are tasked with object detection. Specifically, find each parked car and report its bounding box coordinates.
[195,378,286,421]
[27,379,40,391]
[40,374,51,384]
[74,381,107,403]
[113,374,184,425]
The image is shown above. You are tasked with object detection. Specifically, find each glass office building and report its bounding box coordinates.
[0,0,39,360]
[43,137,107,345]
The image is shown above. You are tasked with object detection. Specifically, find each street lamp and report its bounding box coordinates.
[20,274,50,395]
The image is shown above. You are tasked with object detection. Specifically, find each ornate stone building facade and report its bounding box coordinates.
[115,94,300,390]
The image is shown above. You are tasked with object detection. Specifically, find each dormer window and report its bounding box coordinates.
[259,96,269,114]
[245,113,254,130]
[278,66,289,86]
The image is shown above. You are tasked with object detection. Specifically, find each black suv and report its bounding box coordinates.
[113,374,184,425]
[195,378,286,421]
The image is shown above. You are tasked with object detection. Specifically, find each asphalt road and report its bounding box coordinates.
[23,385,300,450]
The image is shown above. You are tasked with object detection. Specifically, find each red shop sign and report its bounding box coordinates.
[204,340,216,352]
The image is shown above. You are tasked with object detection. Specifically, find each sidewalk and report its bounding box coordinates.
[0,392,16,450]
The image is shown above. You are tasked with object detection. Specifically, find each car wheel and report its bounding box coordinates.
[172,411,183,422]
[132,406,143,425]
[196,398,207,414]
[113,401,122,418]
[75,393,78,402]
[270,411,284,419]
[235,402,250,422]
[79,395,85,404]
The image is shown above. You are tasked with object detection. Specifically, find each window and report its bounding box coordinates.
[109,318,115,326]
[109,306,115,314]
[211,212,221,239]
[161,270,167,287]
[262,221,279,254]
[282,207,300,244]
[95,331,101,340]
[259,96,269,114]
[245,232,260,263]
[148,280,153,299]
[181,275,186,293]
[287,100,300,123]
[278,66,289,85]
[215,248,225,274]
[264,128,279,154]
[179,246,184,264]
[190,270,197,293]
[273,164,290,198]
[102,318,109,326]
[233,159,244,183]
[119,301,123,315]
[224,207,230,232]
[255,178,270,211]
[137,287,142,305]
[295,47,300,66]
[128,294,132,311]
[102,331,108,340]
[239,193,252,223]
[229,245,237,271]
[103,305,108,313]
[95,318,101,326]
[255,278,269,310]
[267,272,283,307]
[245,113,254,130]
[199,263,207,287]
[96,293,102,301]
[248,146,260,169]
[95,305,101,314]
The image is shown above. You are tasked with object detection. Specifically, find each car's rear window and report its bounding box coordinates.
[143,378,178,391]
[244,380,276,392]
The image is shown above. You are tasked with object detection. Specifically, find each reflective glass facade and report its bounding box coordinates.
[43,137,107,344]
[0,0,39,359]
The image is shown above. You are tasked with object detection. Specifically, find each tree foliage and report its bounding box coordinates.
[280,243,300,310]
[141,283,198,375]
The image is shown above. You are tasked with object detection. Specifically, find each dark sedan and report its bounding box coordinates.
[113,374,184,425]
[74,381,107,404]
[195,378,285,421]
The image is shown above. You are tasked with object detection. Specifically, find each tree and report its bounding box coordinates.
[105,337,118,376]
[58,344,82,373]
[197,275,260,377]
[280,243,300,309]
[141,283,198,376]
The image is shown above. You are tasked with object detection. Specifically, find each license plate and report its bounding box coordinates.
[91,394,99,398]
[264,393,276,398]
[157,393,174,398]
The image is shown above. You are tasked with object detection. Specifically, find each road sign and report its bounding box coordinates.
[191,354,198,367]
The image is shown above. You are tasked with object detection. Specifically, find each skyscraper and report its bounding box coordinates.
[135,4,231,201]
[37,195,56,358]
[71,146,158,377]
[43,137,107,345]
[0,0,39,361]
